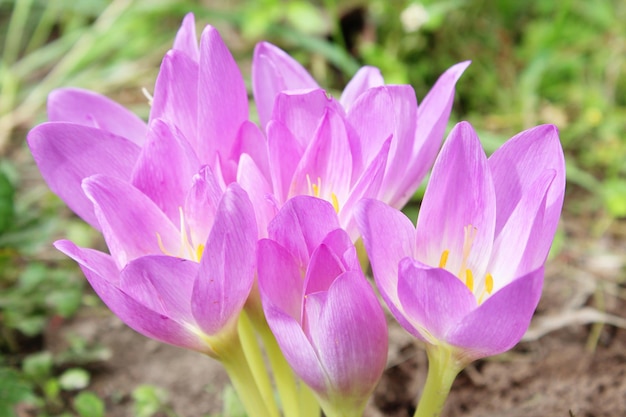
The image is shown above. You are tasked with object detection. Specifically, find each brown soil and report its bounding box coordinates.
[42,215,626,417]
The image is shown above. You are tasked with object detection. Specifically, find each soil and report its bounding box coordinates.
[40,214,626,417]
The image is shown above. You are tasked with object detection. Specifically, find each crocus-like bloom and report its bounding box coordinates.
[27,13,267,232]
[257,196,387,417]
[55,175,257,357]
[249,42,469,236]
[357,121,565,363]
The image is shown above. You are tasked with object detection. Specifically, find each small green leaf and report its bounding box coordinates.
[132,384,167,417]
[73,391,105,417]
[22,352,53,380]
[59,368,90,390]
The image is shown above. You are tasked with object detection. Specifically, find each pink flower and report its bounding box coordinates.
[248,42,469,236]
[27,13,266,231]
[257,196,387,416]
[55,176,257,356]
[357,121,565,363]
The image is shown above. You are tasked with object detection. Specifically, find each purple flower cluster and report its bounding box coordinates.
[28,13,565,417]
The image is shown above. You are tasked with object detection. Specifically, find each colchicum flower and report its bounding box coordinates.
[55,179,257,356]
[248,42,469,236]
[257,196,388,417]
[27,13,267,232]
[356,121,565,415]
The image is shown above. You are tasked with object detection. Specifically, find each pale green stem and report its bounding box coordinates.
[298,382,321,417]
[214,327,274,417]
[413,346,464,417]
[238,311,280,417]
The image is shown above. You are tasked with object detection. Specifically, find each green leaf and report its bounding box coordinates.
[22,351,53,380]
[0,170,15,235]
[0,367,36,417]
[132,384,167,417]
[73,391,105,417]
[59,368,90,390]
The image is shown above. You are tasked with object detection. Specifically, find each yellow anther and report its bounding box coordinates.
[312,183,320,197]
[465,269,474,292]
[485,273,493,294]
[438,250,450,268]
[196,243,205,261]
[331,193,340,213]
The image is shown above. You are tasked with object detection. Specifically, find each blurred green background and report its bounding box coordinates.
[0,0,624,416]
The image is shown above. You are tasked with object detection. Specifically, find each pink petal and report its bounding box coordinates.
[390,61,470,208]
[415,122,496,278]
[252,42,319,128]
[197,26,248,164]
[172,13,199,61]
[82,175,180,268]
[47,88,147,146]
[236,153,276,238]
[346,86,395,176]
[290,108,352,203]
[271,89,341,150]
[340,66,385,110]
[488,124,565,253]
[119,255,198,324]
[266,120,304,203]
[149,50,199,154]
[355,199,416,332]
[397,258,476,343]
[307,271,387,398]
[488,170,555,289]
[446,267,544,361]
[55,240,208,352]
[267,196,340,271]
[192,184,256,335]
[231,121,270,182]
[131,119,200,223]
[27,123,141,229]
[303,243,346,297]
[257,239,304,321]
[184,167,224,252]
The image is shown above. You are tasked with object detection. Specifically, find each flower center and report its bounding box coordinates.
[438,225,493,304]
[306,174,340,213]
[156,207,205,262]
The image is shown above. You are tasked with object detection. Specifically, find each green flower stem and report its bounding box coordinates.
[249,307,320,417]
[298,382,321,417]
[238,311,280,417]
[413,345,464,417]
[213,325,274,417]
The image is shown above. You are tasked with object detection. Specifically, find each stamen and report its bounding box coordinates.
[485,273,493,294]
[458,225,477,276]
[439,250,450,268]
[331,193,340,213]
[156,232,170,255]
[141,87,154,106]
[465,269,474,292]
[196,243,205,261]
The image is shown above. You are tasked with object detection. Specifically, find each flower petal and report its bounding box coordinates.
[54,240,208,352]
[267,196,340,271]
[488,124,565,253]
[415,121,496,278]
[446,267,544,361]
[253,42,319,128]
[488,169,555,289]
[149,50,199,154]
[271,89,342,150]
[131,119,200,223]
[355,198,416,332]
[47,88,147,146]
[82,175,180,267]
[27,123,141,229]
[237,153,276,238]
[390,61,470,208]
[197,25,248,164]
[266,120,305,203]
[340,66,384,110]
[192,184,257,336]
[172,13,199,61]
[307,271,387,399]
[119,255,198,325]
[290,107,352,204]
[397,258,476,343]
